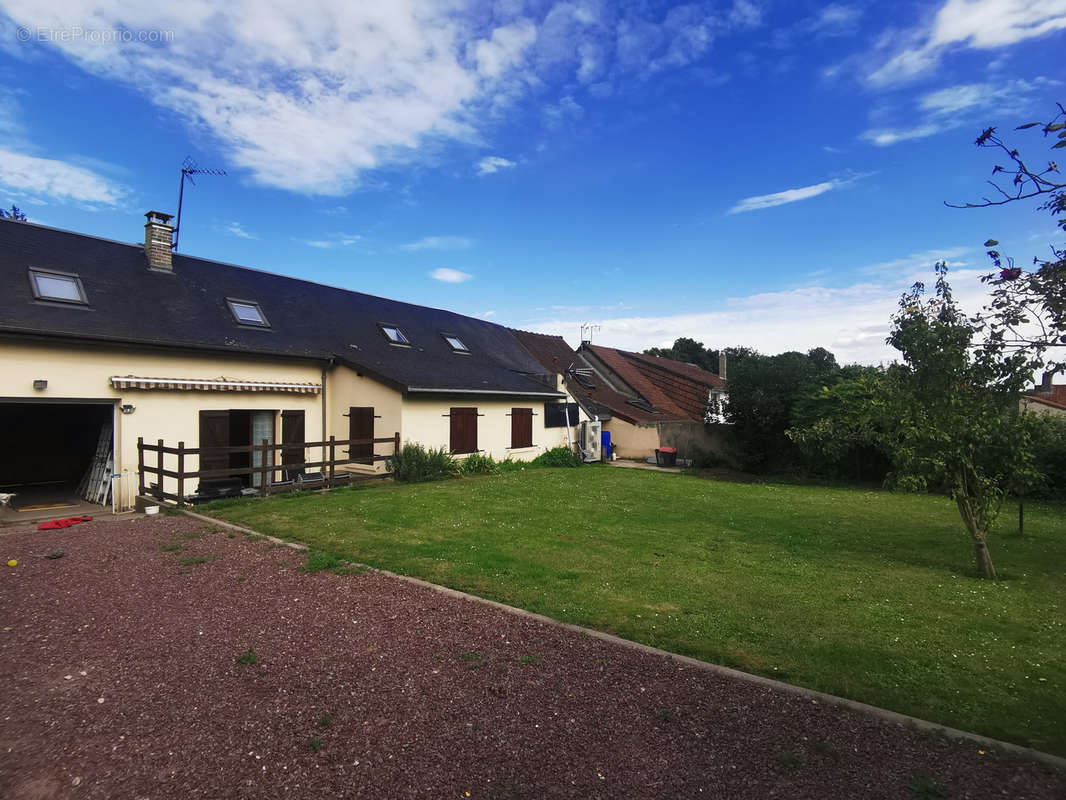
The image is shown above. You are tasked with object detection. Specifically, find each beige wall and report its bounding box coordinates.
[399,371,589,463]
[603,418,661,460]
[401,394,583,462]
[0,341,324,508]
[1022,397,1066,417]
[326,365,403,473]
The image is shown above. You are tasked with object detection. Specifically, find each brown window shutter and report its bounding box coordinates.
[198,410,230,473]
[281,410,305,474]
[348,407,375,464]
[511,407,533,448]
[449,407,478,454]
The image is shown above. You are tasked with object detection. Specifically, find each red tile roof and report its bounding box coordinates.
[510,330,681,424]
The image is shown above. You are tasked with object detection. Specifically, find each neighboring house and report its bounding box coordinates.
[511,330,728,462]
[1023,376,1066,417]
[0,212,584,510]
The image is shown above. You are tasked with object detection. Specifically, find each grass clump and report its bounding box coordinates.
[387,443,459,483]
[458,452,498,475]
[178,555,218,566]
[908,771,947,799]
[302,549,363,574]
[307,736,323,753]
[236,646,258,666]
[530,446,583,468]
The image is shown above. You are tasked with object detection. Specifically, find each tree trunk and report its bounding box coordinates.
[956,495,997,580]
[973,538,996,580]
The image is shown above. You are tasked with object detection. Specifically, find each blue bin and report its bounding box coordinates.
[600,430,611,459]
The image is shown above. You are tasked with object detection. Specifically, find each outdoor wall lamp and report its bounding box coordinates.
[120,404,136,415]
[32,379,47,390]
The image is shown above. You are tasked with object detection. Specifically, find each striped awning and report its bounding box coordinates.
[110,376,321,394]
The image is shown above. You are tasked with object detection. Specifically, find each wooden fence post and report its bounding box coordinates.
[177,441,185,505]
[260,439,269,497]
[156,439,164,500]
[394,432,400,461]
[137,437,145,496]
[329,435,336,485]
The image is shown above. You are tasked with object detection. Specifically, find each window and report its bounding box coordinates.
[510,408,533,448]
[443,334,469,353]
[449,407,478,454]
[543,402,579,428]
[227,299,269,327]
[379,324,410,345]
[29,269,87,304]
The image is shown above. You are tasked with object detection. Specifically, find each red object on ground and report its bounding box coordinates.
[36,516,93,531]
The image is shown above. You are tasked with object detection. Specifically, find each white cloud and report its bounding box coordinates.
[0,1,768,195]
[525,266,997,366]
[860,124,941,147]
[430,267,472,283]
[225,221,257,239]
[295,232,361,249]
[868,0,1066,86]
[469,18,536,78]
[477,156,516,175]
[728,179,844,214]
[400,235,474,251]
[0,146,125,206]
[861,78,1053,146]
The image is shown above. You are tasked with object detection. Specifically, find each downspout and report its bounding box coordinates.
[321,358,334,464]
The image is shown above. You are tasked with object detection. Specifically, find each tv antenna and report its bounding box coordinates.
[174,157,226,250]
[580,322,601,344]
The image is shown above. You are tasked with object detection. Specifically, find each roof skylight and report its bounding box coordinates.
[29,269,87,305]
[443,334,469,353]
[380,324,410,345]
[227,299,269,327]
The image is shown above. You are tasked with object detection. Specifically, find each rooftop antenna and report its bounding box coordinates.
[580,322,601,344]
[174,157,226,250]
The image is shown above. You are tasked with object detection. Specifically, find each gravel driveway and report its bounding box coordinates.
[2,515,1063,799]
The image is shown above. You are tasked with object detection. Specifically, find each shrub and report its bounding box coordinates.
[495,458,526,473]
[530,446,583,468]
[387,442,458,483]
[458,452,498,475]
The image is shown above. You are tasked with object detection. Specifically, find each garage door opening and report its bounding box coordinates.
[0,402,114,514]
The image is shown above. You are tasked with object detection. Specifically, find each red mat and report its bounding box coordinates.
[37,516,93,531]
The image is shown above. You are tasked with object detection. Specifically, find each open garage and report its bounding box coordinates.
[0,401,114,519]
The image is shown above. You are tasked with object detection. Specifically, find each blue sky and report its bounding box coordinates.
[1,0,1063,363]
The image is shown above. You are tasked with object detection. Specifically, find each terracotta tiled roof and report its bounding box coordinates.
[510,330,677,424]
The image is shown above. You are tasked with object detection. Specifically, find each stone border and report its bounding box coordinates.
[183,508,1066,772]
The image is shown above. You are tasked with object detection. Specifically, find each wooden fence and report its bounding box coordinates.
[138,433,400,503]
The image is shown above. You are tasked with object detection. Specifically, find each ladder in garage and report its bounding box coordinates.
[77,422,113,506]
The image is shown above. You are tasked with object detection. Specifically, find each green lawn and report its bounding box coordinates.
[202,466,1066,755]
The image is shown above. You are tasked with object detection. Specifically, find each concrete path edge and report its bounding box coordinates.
[181,508,1066,772]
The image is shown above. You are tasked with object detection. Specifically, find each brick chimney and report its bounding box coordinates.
[144,211,174,270]
[718,351,727,381]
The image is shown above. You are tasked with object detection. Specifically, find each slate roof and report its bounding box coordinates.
[0,219,562,398]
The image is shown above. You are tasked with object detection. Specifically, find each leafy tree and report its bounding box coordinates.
[725,349,838,471]
[787,364,893,482]
[0,205,27,221]
[886,263,1040,579]
[949,102,1065,374]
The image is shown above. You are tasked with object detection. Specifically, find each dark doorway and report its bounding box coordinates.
[0,402,112,508]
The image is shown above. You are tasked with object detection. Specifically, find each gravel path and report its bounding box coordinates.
[2,515,1063,799]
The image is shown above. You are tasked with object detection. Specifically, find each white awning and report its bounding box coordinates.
[110,376,321,394]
